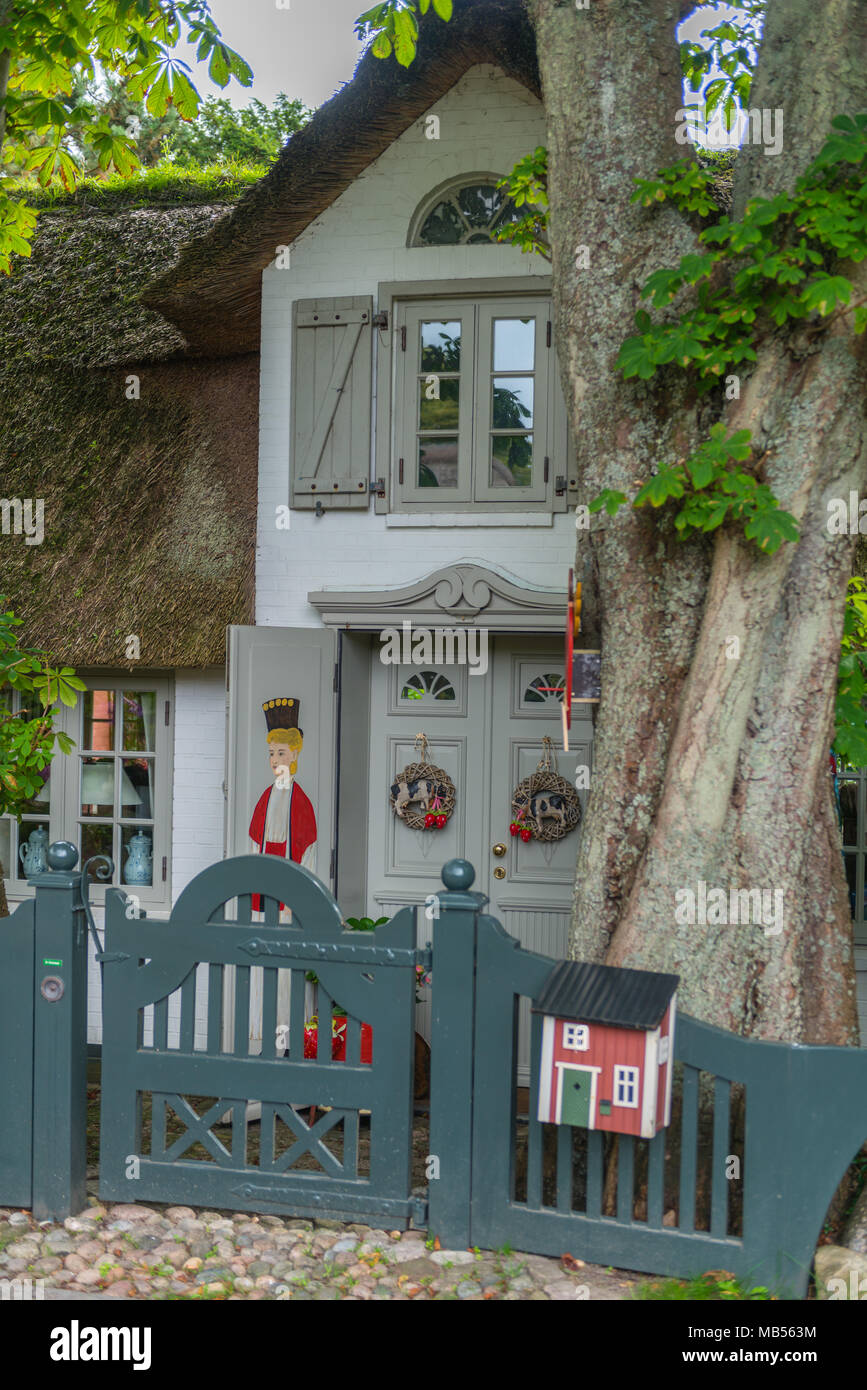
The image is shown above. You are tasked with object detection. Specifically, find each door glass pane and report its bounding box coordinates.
[418,438,458,487]
[839,779,858,844]
[122,758,153,818]
[81,757,115,816]
[83,691,115,751]
[420,321,461,372]
[492,377,534,429]
[490,433,533,487]
[81,822,114,872]
[122,692,157,752]
[121,825,153,887]
[418,376,460,430]
[493,317,535,371]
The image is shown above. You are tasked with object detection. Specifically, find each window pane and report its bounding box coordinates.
[20,766,51,812]
[490,433,533,487]
[839,779,858,844]
[121,826,153,887]
[0,820,12,880]
[122,758,153,818]
[81,822,114,873]
[418,376,460,430]
[492,376,534,429]
[418,438,458,488]
[419,202,463,245]
[456,183,502,227]
[420,321,461,373]
[81,757,115,816]
[16,820,50,878]
[83,691,115,751]
[493,318,535,371]
[122,692,157,752]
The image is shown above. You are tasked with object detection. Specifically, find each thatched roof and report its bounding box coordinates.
[0,175,258,668]
[144,0,540,355]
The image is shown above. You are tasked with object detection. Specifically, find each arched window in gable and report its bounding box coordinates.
[408,175,520,247]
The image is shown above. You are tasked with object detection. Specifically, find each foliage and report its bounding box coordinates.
[10,158,265,209]
[159,92,310,167]
[834,578,867,766]
[679,0,766,138]
[494,146,549,260]
[355,0,452,67]
[591,115,867,555]
[0,0,252,270]
[634,1270,772,1300]
[0,599,84,834]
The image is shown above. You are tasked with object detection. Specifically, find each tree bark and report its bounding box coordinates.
[530,0,867,1043]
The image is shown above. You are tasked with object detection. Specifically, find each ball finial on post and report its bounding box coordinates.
[441,858,475,891]
[47,841,79,872]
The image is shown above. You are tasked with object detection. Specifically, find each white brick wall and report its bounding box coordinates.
[256,65,575,630]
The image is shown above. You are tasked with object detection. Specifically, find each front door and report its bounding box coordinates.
[365,633,594,1079]
[559,1066,595,1128]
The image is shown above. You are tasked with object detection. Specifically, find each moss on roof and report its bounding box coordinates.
[0,172,258,667]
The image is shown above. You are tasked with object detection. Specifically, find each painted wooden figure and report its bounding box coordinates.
[533,960,679,1139]
[249,697,316,910]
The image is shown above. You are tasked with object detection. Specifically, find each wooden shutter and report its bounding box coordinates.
[225,626,338,886]
[291,295,373,510]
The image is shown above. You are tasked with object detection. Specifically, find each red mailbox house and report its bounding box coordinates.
[532,960,679,1139]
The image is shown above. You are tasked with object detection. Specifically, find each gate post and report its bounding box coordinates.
[427,859,485,1250]
[29,842,88,1221]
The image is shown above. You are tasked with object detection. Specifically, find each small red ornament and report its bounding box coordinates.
[509,822,520,837]
[436,814,447,828]
[520,828,532,843]
[424,813,435,827]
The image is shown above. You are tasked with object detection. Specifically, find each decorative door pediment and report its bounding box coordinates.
[308,562,563,631]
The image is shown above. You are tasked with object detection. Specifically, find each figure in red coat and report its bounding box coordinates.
[249,697,317,911]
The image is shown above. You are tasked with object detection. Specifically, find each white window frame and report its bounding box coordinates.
[614,1064,640,1108]
[391,293,566,514]
[562,1022,589,1051]
[2,672,174,908]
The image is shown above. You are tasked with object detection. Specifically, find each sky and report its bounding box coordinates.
[183,1,751,115]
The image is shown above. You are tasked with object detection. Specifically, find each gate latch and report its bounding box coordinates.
[40,975,65,1003]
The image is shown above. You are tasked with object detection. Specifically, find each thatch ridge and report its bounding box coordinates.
[143,0,540,355]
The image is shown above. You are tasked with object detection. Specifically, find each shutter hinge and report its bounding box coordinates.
[415,944,433,972]
[546,320,552,348]
[544,456,549,483]
[162,856,167,882]
[399,458,404,484]
[372,310,388,330]
[333,662,340,694]
[400,325,407,352]
[555,475,567,496]
[374,477,386,499]
[411,1195,429,1226]
[164,700,170,726]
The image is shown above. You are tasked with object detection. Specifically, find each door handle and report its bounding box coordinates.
[492,843,507,857]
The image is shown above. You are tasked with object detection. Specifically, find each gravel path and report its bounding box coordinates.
[0,1202,638,1300]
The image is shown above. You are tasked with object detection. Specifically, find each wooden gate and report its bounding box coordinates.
[99,855,422,1226]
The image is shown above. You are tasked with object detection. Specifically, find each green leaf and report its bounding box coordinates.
[588,489,628,516]
[371,30,392,58]
[171,69,200,121]
[146,68,171,118]
[432,0,453,17]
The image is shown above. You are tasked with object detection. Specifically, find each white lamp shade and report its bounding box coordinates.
[81,764,143,807]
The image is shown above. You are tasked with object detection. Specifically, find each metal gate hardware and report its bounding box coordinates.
[39,975,64,1003]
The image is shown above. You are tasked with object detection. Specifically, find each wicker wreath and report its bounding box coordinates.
[511,737,581,842]
[390,735,456,831]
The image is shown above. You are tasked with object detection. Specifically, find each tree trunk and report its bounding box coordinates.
[530,0,867,1043]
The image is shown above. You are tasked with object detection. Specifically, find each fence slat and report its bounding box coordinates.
[179,968,195,1054]
[586,1129,603,1217]
[261,967,278,1061]
[153,997,168,1052]
[289,969,306,1060]
[261,1103,275,1172]
[556,1123,572,1214]
[344,1109,359,1179]
[232,1102,247,1166]
[617,1136,634,1224]
[711,1076,730,1239]
[151,1093,166,1159]
[234,967,251,1057]
[647,1131,665,1228]
[317,986,333,1065]
[526,1014,544,1208]
[206,964,223,1055]
[679,1065,699,1234]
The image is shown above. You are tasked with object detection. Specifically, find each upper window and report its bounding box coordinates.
[563,1023,589,1051]
[409,177,520,247]
[393,295,564,510]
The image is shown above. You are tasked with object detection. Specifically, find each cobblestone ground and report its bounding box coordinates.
[0,1202,638,1300]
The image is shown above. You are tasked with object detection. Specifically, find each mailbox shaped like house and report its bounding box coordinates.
[532,960,679,1139]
